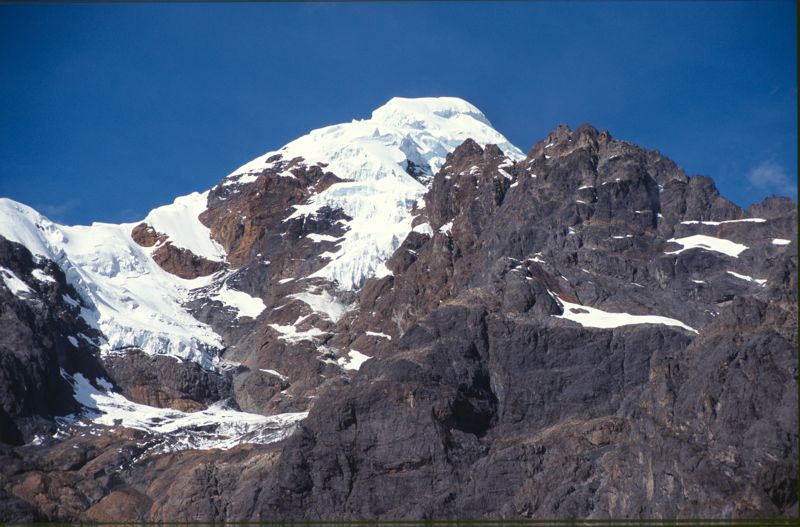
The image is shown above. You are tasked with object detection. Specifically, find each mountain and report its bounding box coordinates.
[0,97,796,521]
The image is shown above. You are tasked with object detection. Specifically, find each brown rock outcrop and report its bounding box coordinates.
[151,243,224,280]
[130,222,167,247]
[131,221,224,279]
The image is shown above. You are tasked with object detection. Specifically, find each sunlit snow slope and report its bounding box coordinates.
[0,197,225,367]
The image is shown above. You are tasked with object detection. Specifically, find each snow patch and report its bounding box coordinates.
[412,222,434,236]
[772,238,791,246]
[31,269,56,283]
[665,235,748,258]
[680,218,766,226]
[289,289,349,322]
[306,233,343,243]
[366,331,391,340]
[221,173,259,187]
[0,265,32,298]
[211,282,266,320]
[551,292,697,334]
[726,271,767,286]
[269,320,327,343]
[259,369,289,382]
[338,350,372,371]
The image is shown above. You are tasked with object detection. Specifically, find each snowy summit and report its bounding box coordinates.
[225,96,523,290]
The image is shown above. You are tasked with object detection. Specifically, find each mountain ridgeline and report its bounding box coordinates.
[0,98,796,520]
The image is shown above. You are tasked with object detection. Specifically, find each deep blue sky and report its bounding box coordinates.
[1,1,796,225]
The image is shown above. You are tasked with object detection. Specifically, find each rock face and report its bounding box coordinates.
[0,108,796,521]
[241,126,797,519]
[0,237,106,445]
[149,243,225,280]
[102,349,232,412]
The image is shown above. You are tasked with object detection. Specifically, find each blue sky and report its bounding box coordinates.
[0,1,796,225]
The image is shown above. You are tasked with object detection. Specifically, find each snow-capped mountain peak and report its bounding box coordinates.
[226,96,522,184]
[0,97,523,367]
[370,96,492,128]
[223,96,523,290]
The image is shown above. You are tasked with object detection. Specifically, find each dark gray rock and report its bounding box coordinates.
[0,237,106,444]
[235,125,796,520]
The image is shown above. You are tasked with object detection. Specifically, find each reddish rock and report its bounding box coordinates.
[130,222,167,247]
[151,243,224,280]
